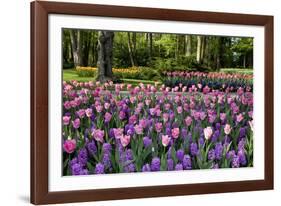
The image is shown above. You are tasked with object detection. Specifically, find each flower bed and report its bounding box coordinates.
[75,66,161,81]
[62,80,253,175]
[163,71,253,92]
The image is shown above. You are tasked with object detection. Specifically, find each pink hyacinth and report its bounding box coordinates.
[63,139,76,154]
[171,128,180,139]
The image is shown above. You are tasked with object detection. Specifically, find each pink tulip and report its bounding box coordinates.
[113,128,124,139]
[162,135,170,147]
[120,135,131,147]
[92,129,104,143]
[171,128,180,139]
[224,124,232,135]
[185,116,193,126]
[204,127,213,140]
[155,122,163,133]
[236,114,244,123]
[72,118,80,129]
[63,116,71,125]
[85,108,93,117]
[63,139,76,154]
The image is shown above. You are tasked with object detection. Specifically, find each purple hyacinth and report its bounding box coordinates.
[167,147,172,159]
[95,163,105,174]
[69,157,78,166]
[143,136,152,148]
[238,138,246,150]
[181,128,187,139]
[71,163,83,175]
[211,163,219,169]
[226,150,236,160]
[87,141,97,156]
[232,155,240,168]
[199,136,205,146]
[79,169,89,175]
[215,122,221,130]
[214,142,223,160]
[237,150,247,166]
[109,128,115,138]
[182,155,192,170]
[239,127,246,138]
[78,148,88,166]
[212,130,220,142]
[165,127,172,136]
[176,149,185,162]
[124,163,136,173]
[125,149,134,160]
[102,143,112,154]
[175,163,184,170]
[102,153,111,169]
[167,159,174,171]
[151,157,161,171]
[190,142,199,156]
[208,149,216,161]
[142,163,151,172]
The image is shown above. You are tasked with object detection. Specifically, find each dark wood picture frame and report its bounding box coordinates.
[31,1,274,204]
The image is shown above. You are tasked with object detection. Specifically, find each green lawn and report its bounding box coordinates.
[63,69,158,85]
[220,68,253,75]
[63,69,96,82]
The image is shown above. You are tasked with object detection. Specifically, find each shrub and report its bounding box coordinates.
[76,67,97,77]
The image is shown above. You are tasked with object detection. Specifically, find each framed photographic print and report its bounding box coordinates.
[30,1,274,204]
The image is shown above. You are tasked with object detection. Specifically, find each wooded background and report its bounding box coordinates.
[63,29,253,79]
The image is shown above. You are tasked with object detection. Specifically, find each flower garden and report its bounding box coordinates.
[62,75,254,176]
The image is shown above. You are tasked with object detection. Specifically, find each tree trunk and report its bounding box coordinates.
[81,31,91,66]
[175,36,179,59]
[185,35,192,57]
[243,54,246,68]
[196,36,202,63]
[200,36,206,62]
[97,31,114,82]
[215,38,221,70]
[70,30,82,67]
[132,33,137,54]
[149,33,153,60]
[127,32,135,67]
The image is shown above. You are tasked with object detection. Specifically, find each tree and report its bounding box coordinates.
[231,38,253,68]
[127,32,135,67]
[185,35,192,56]
[149,33,153,60]
[97,31,114,82]
[70,30,82,67]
